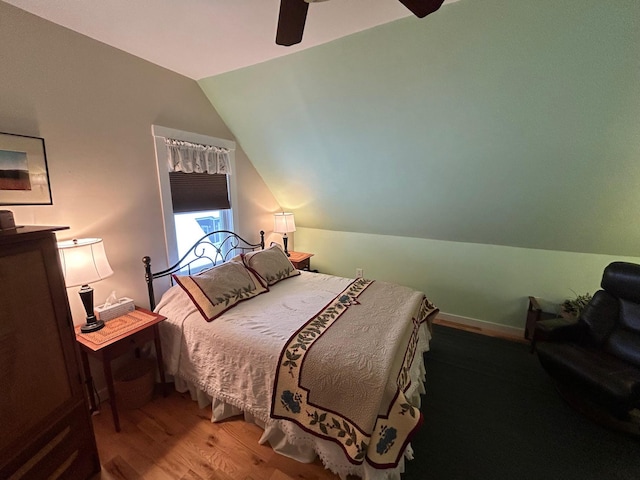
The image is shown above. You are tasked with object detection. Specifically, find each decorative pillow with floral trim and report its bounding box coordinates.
[173,261,268,322]
[242,244,300,286]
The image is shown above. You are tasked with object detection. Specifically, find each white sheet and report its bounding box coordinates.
[155,271,431,479]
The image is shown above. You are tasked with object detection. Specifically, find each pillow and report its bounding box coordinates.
[242,244,300,286]
[173,261,268,322]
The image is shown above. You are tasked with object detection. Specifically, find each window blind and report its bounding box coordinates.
[169,172,230,213]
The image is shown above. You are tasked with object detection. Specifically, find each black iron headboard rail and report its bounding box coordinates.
[143,230,265,310]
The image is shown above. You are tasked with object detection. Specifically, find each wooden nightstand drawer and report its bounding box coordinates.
[293,257,310,270]
[288,251,314,271]
[105,326,155,358]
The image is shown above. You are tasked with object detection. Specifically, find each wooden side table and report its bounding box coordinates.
[288,251,314,271]
[525,296,561,352]
[75,307,167,432]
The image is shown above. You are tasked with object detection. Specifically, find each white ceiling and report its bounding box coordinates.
[5,0,460,80]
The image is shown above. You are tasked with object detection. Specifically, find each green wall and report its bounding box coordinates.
[295,228,640,330]
[198,0,640,329]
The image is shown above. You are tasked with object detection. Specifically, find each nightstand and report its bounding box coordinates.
[288,251,314,271]
[75,307,167,432]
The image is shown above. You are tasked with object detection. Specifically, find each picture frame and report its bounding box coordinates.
[0,132,52,205]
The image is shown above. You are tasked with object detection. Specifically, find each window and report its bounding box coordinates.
[195,215,221,235]
[152,125,237,269]
[174,210,231,270]
[168,169,232,267]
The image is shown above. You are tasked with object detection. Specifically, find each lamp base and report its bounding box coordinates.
[283,234,290,257]
[81,318,105,333]
[78,284,104,333]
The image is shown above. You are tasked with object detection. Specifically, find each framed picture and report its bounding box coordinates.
[0,132,52,205]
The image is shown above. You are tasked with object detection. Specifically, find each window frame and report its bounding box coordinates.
[152,125,238,267]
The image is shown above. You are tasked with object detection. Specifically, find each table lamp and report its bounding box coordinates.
[273,212,296,257]
[58,238,114,333]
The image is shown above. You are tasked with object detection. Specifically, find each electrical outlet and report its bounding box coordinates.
[356,268,363,278]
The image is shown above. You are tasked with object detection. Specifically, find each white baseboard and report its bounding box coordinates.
[436,311,524,338]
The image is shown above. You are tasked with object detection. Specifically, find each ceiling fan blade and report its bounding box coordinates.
[398,0,446,18]
[276,0,310,46]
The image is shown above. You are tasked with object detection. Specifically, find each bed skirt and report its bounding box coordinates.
[169,323,431,480]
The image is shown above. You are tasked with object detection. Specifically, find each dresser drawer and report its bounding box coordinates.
[1,402,100,479]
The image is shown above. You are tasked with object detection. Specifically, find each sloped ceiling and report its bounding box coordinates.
[3,0,460,79]
[199,0,640,257]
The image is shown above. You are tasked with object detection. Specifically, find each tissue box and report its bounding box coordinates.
[95,297,135,322]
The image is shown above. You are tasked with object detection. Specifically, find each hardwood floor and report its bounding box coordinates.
[91,389,339,480]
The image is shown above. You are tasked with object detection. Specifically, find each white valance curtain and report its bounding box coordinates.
[166,138,232,175]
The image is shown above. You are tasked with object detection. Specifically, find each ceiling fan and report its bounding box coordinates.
[276,0,446,46]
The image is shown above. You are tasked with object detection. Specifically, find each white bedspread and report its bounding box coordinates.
[155,271,432,479]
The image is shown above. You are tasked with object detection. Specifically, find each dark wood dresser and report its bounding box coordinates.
[0,226,100,479]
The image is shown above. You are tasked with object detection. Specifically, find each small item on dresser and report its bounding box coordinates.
[0,210,16,230]
[95,296,135,322]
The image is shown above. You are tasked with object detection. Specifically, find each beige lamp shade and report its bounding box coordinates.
[57,238,114,288]
[273,212,296,234]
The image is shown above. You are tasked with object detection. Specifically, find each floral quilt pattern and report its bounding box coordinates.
[270,278,436,468]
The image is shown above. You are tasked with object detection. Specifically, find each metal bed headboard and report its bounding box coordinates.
[142,230,265,310]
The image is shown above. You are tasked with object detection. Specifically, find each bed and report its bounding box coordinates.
[143,231,438,479]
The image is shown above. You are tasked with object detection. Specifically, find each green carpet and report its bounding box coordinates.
[404,325,639,480]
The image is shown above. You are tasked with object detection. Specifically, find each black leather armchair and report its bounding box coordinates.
[535,262,640,420]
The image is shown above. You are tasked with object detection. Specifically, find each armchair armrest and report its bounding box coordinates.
[535,317,582,343]
[531,317,583,353]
